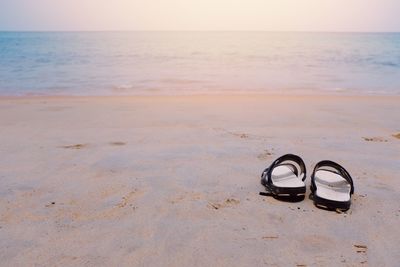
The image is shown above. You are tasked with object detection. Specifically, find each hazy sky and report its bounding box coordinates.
[1,0,399,31]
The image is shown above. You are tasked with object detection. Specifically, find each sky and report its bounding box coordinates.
[1,0,400,32]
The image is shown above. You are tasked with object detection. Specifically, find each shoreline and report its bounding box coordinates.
[1,87,400,100]
[1,93,400,100]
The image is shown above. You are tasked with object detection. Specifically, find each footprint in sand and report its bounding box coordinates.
[362,137,388,142]
[61,144,88,149]
[109,141,126,146]
[232,132,249,139]
[168,191,204,204]
[61,142,126,149]
[50,189,144,224]
[354,244,368,254]
[212,128,250,139]
[208,198,240,210]
[116,189,140,208]
[257,149,274,160]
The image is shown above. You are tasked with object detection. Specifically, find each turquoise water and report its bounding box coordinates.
[0,31,399,95]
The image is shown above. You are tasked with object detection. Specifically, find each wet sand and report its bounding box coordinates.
[0,95,399,266]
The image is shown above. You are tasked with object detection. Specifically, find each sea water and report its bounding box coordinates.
[0,31,399,95]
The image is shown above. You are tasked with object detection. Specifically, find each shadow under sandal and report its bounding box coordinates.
[310,160,354,211]
[261,154,307,197]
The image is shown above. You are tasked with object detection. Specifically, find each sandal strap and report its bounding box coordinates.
[311,160,354,195]
[262,154,306,184]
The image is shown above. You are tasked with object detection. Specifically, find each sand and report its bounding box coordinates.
[0,94,399,266]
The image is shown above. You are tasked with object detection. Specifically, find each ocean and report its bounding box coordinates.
[0,31,399,95]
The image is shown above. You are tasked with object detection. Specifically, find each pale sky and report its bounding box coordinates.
[1,0,400,31]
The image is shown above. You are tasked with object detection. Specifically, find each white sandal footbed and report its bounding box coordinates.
[314,170,351,202]
[310,160,354,210]
[261,154,307,196]
[271,165,306,188]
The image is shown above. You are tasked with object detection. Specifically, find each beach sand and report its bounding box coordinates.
[0,95,399,266]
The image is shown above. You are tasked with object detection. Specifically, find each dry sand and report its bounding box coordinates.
[0,95,399,266]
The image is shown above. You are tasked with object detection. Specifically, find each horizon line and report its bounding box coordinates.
[1,30,400,33]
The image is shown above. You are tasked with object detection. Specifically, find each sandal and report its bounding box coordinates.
[261,154,307,197]
[310,160,354,211]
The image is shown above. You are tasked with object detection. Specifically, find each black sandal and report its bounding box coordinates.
[310,160,354,211]
[260,154,307,197]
